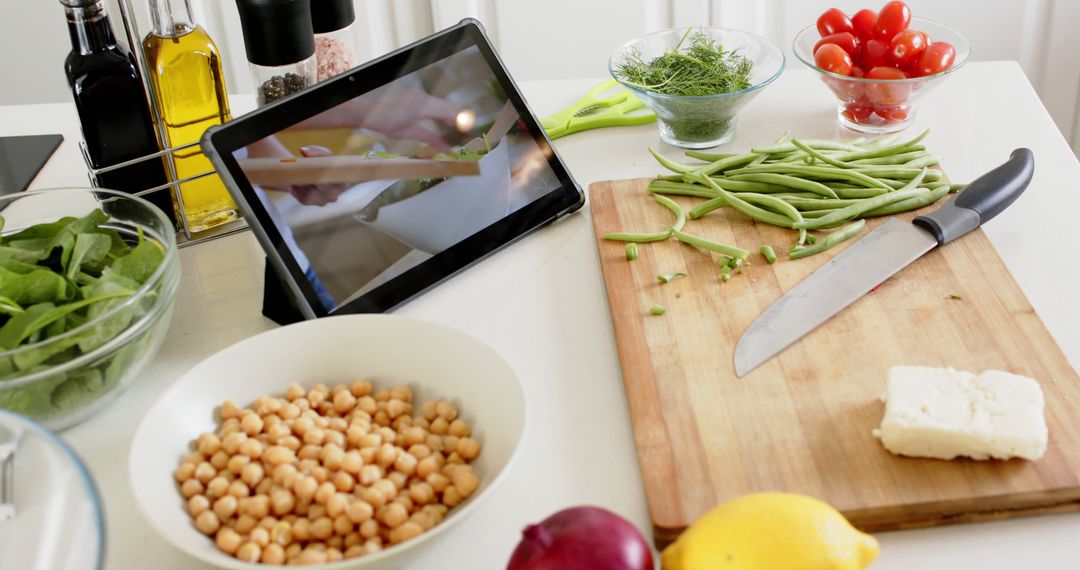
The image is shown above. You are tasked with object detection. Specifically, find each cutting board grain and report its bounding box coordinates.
[590,177,1080,548]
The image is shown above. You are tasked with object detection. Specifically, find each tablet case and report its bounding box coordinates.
[0,135,64,195]
[262,258,305,326]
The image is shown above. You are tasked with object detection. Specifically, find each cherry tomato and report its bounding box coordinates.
[817,8,854,37]
[915,42,958,76]
[875,105,909,123]
[815,32,859,57]
[866,66,911,106]
[889,29,928,69]
[860,39,891,69]
[844,102,875,123]
[874,1,911,42]
[851,66,866,78]
[851,9,877,42]
[814,43,854,76]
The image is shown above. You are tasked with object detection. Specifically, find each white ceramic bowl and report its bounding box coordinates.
[129,315,526,569]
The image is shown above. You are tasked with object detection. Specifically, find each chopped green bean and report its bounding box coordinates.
[789,220,866,260]
[719,264,732,282]
[805,234,817,245]
[625,243,638,261]
[653,194,687,231]
[672,228,749,259]
[724,173,838,198]
[948,183,966,193]
[604,230,673,243]
[649,304,667,315]
[657,272,687,284]
[728,257,744,270]
[689,197,727,220]
[760,245,777,264]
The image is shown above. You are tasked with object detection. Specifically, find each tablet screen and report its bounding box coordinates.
[230,43,565,313]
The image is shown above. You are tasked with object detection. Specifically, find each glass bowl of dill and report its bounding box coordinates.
[610,27,785,149]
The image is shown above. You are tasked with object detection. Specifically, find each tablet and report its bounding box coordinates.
[203,19,583,319]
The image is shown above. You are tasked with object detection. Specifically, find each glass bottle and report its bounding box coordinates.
[60,0,174,224]
[236,0,317,107]
[143,0,239,233]
[311,0,360,81]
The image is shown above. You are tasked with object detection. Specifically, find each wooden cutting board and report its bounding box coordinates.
[590,177,1080,548]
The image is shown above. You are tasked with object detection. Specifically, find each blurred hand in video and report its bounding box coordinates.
[359,88,464,149]
[286,145,350,206]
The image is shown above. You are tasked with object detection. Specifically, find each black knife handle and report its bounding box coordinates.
[913,148,1034,245]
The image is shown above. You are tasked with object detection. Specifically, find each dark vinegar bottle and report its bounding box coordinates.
[61,0,176,224]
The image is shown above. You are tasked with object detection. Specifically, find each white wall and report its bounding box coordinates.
[5,0,1080,152]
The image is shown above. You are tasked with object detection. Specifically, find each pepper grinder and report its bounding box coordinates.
[235,0,317,107]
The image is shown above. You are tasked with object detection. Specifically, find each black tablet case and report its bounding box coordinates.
[0,135,64,195]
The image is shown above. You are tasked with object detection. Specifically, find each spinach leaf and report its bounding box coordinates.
[66,233,112,279]
[0,303,56,350]
[0,267,72,305]
[106,238,163,285]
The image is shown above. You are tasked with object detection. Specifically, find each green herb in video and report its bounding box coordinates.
[0,209,164,416]
[615,29,755,142]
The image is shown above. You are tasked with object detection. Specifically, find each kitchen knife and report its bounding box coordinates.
[734,148,1035,377]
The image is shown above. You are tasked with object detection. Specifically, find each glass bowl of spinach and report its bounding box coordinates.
[0,188,180,430]
[610,27,785,149]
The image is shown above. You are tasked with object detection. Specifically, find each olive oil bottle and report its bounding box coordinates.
[143,0,238,232]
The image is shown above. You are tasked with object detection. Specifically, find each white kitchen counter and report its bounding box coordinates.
[4,61,1080,569]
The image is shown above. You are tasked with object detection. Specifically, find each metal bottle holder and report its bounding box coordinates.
[77,0,249,247]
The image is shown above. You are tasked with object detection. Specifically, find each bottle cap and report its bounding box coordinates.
[310,0,355,34]
[235,0,315,67]
[58,0,100,7]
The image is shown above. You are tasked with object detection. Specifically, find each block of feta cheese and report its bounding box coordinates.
[872,366,1048,461]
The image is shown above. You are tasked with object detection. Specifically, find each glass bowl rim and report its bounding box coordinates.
[0,188,178,361]
[609,26,787,102]
[792,16,971,84]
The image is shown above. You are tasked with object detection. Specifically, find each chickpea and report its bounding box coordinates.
[410,511,436,530]
[213,495,238,520]
[174,462,196,483]
[302,427,326,446]
[209,450,230,471]
[413,417,430,430]
[425,435,444,454]
[315,481,336,504]
[271,463,298,487]
[435,401,458,422]
[401,427,426,447]
[327,493,349,518]
[358,464,382,486]
[292,517,311,541]
[328,417,348,433]
[235,514,258,535]
[285,543,303,561]
[308,504,327,521]
[291,417,314,437]
[429,417,449,435]
[322,444,345,471]
[407,444,432,460]
[341,451,363,475]
[360,487,386,510]
[261,543,285,564]
[357,396,377,415]
[344,544,365,559]
[195,510,221,535]
[378,502,408,529]
[285,383,306,401]
[270,520,292,546]
[324,430,346,449]
[220,400,242,420]
[310,516,334,540]
[236,542,261,562]
[246,495,271,519]
[447,419,471,438]
[389,521,424,545]
[221,432,247,455]
[387,471,408,491]
[443,435,460,453]
[194,462,217,484]
[298,548,328,564]
[452,466,479,497]
[356,433,381,449]
[240,413,264,437]
[294,398,311,411]
[294,476,318,502]
[279,435,301,452]
[333,513,352,536]
[394,452,417,475]
[216,527,242,554]
[280,402,301,421]
[227,480,250,499]
[359,519,379,539]
[250,526,270,548]
[258,515,278,530]
[271,488,296,516]
[298,444,322,461]
[309,466,329,484]
[375,443,398,468]
[446,451,464,465]
[443,486,463,507]
[372,479,397,501]
[308,389,327,408]
[392,495,414,513]
[333,390,357,414]
[238,438,264,460]
[205,476,230,500]
[345,499,373,524]
[188,495,210,518]
[350,381,373,397]
[458,437,482,460]
[359,446,377,465]
[226,454,249,476]
[240,462,265,487]
[344,531,363,549]
[409,482,435,506]
[263,445,296,467]
[180,478,204,499]
[386,399,411,419]
[426,473,450,493]
[416,456,440,479]
[332,471,355,493]
[184,451,204,465]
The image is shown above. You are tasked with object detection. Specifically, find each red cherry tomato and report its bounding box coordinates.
[889,29,928,69]
[851,9,877,42]
[814,43,854,76]
[851,66,866,78]
[915,41,958,76]
[874,1,911,42]
[860,39,891,69]
[866,66,911,106]
[817,8,854,37]
[844,102,875,123]
[814,32,859,57]
[875,105,910,123]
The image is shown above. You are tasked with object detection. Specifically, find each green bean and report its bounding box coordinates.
[649,304,667,315]
[689,194,799,224]
[790,138,855,169]
[948,183,967,193]
[831,130,929,161]
[760,245,777,264]
[648,180,718,199]
[902,155,942,169]
[800,209,843,218]
[847,150,930,166]
[691,152,761,176]
[685,151,737,162]
[850,166,940,181]
[860,183,950,217]
[780,196,863,211]
[725,165,891,190]
[673,228,749,259]
[829,186,890,198]
[805,234,818,245]
[625,243,638,261]
[690,197,727,219]
[724,173,838,198]
[751,139,863,155]
[653,194,687,232]
[709,179,794,193]
[657,174,686,182]
[728,257,744,270]
[720,265,732,282]
[657,272,687,284]
[650,147,695,174]
[604,230,673,243]
[789,220,866,260]
[795,188,926,229]
[693,176,801,227]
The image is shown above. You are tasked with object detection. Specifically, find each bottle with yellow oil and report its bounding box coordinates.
[143,0,239,232]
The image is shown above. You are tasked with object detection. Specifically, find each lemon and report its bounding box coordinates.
[661,492,879,570]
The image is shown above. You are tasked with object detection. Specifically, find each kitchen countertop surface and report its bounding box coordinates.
[4,61,1080,569]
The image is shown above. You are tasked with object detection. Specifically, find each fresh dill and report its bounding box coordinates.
[615,29,754,97]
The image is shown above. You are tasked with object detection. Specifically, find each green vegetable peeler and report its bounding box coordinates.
[541,79,656,140]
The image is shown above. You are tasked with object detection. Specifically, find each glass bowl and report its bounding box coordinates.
[609,27,785,149]
[0,189,180,430]
[794,17,970,134]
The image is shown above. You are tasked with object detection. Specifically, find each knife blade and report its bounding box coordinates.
[734,148,1035,377]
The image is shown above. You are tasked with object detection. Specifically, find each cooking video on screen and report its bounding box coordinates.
[232,46,561,311]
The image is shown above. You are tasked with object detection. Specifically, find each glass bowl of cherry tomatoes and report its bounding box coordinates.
[793,1,970,133]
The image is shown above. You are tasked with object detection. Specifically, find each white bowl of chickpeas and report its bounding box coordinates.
[128,315,525,568]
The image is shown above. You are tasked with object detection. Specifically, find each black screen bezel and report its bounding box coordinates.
[203,19,584,319]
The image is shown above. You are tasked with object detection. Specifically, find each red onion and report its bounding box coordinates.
[507,506,654,570]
